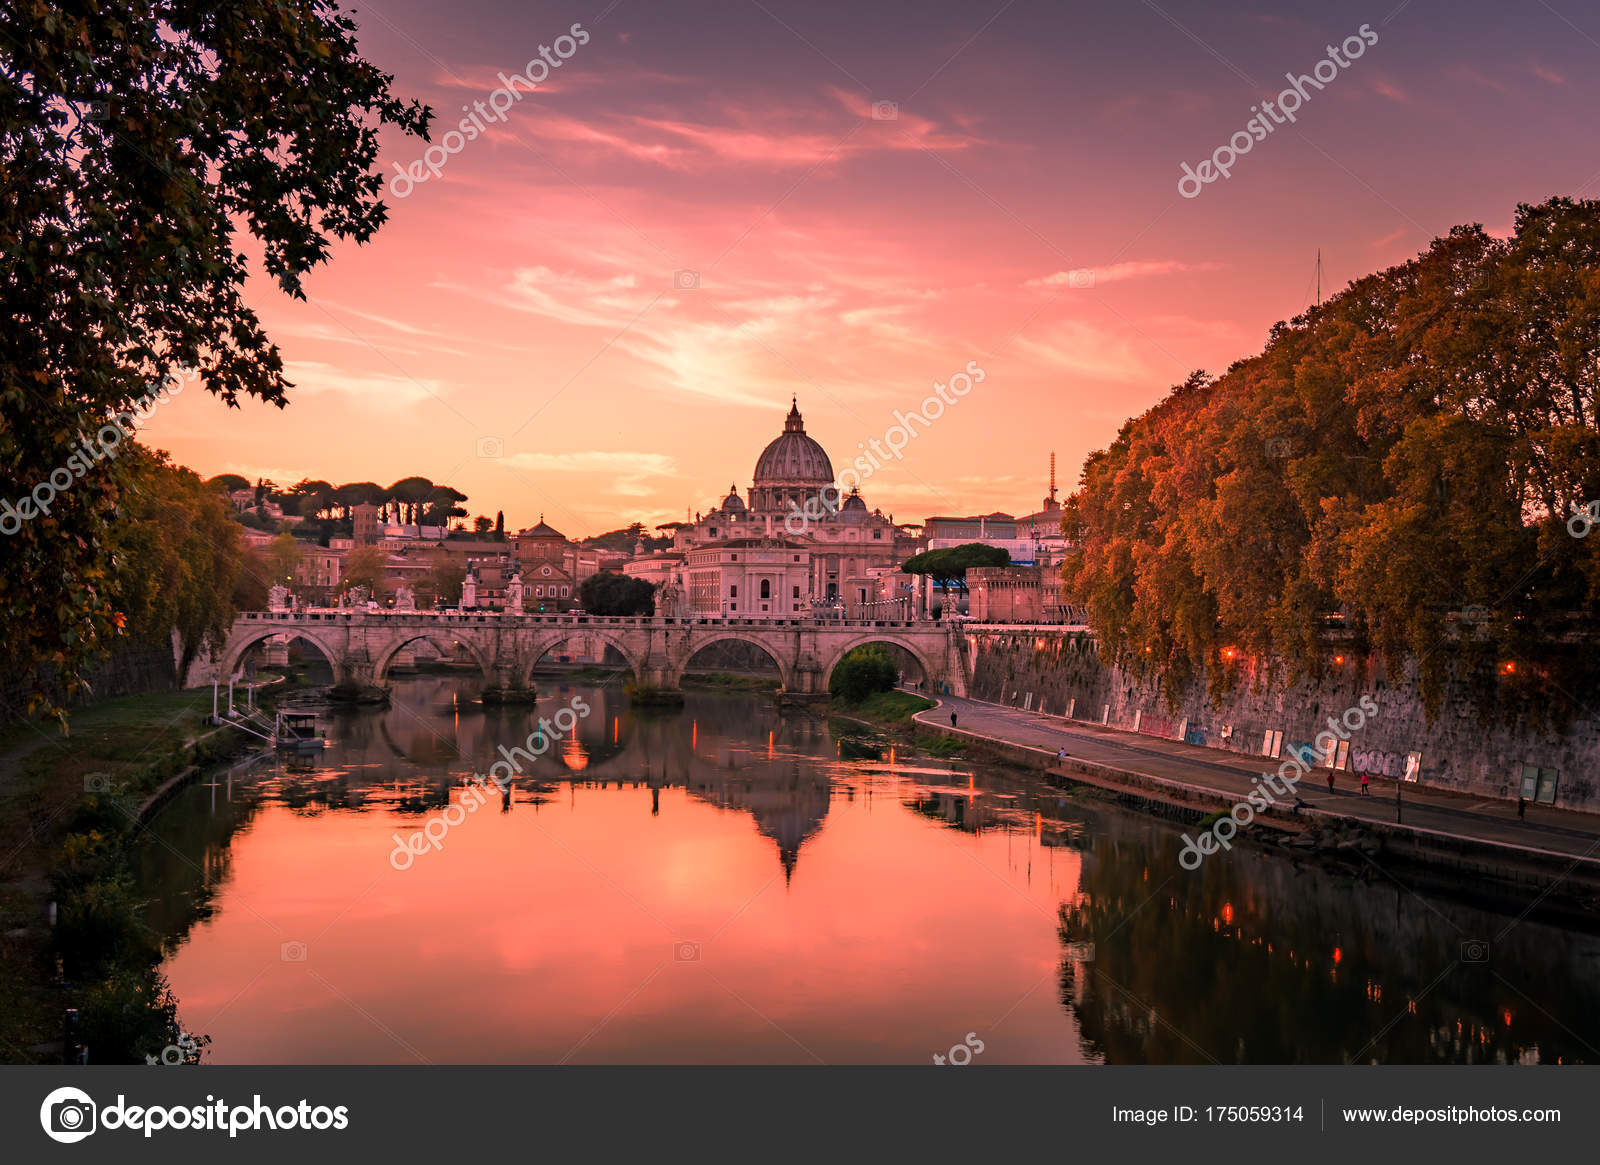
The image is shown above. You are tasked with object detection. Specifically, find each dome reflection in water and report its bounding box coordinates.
[137,676,1600,1064]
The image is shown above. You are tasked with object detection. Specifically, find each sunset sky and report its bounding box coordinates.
[140,0,1600,538]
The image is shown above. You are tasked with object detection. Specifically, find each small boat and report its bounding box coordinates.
[274,711,326,751]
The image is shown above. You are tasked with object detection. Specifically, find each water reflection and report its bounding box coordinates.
[137,676,1600,1065]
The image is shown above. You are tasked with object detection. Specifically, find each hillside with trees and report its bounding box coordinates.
[1060,197,1600,719]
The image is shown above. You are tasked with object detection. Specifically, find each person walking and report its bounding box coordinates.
[1360,772,1370,796]
[950,711,958,728]
[1518,796,1527,821]
[1327,771,1335,793]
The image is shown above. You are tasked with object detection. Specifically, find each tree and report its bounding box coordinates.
[494,511,505,540]
[207,473,250,494]
[263,533,304,589]
[107,448,246,676]
[387,477,434,525]
[473,515,493,536]
[233,545,270,611]
[422,549,463,609]
[1059,197,1600,718]
[900,543,1011,590]
[829,645,898,702]
[1,1,429,721]
[579,571,656,616]
[341,545,388,600]
[334,481,383,520]
[422,485,468,527]
[583,523,671,554]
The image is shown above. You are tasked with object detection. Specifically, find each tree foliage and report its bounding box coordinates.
[578,571,656,616]
[829,645,899,702]
[262,532,304,588]
[1060,198,1600,717]
[341,544,387,599]
[1,0,429,720]
[901,542,1011,588]
[583,522,671,554]
[422,548,462,609]
[106,447,244,677]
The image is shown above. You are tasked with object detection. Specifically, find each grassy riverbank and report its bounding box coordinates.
[681,671,782,692]
[830,689,937,727]
[0,683,280,1062]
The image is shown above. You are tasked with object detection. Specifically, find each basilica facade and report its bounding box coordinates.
[629,400,921,619]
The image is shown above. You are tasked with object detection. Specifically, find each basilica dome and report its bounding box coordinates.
[750,399,834,514]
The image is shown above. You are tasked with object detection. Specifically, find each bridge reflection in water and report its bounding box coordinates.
[136,676,1600,1065]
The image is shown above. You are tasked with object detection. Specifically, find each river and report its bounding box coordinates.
[135,674,1600,1064]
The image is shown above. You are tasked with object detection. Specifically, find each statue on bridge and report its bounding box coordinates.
[658,577,686,619]
[393,583,416,611]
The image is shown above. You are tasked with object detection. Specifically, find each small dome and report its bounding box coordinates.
[721,484,746,512]
[841,488,867,512]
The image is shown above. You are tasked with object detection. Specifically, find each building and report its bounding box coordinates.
[643,399,921,618]
[684,539,812,618]
[923,458,1073,569]
[1010,452,1072,568]
[352,502,382,546]
[966,565,1080,624]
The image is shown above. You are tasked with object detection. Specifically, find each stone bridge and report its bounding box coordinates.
[204,610,972,703]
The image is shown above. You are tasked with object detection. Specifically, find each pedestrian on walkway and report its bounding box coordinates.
[1518,796,1527,820]
[950,712,958,728]
[1360,772,1370,796]
[1327,771,1335,793]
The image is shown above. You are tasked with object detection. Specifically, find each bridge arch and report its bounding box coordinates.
[220,624,348,686]
[820,634,937,695]
[522,628,646,686]
[668,631,794,690]
[372,632,494,686]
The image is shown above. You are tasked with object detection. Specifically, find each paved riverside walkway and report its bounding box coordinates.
[913,692,1600,864]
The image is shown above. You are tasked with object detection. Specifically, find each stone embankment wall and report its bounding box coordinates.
[0,634,179,726]
[967,628,1600,811]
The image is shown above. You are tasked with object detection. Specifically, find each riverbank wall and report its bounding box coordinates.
[963,627,1600,812]
[0,633,179,727]
[914,713,1600,922]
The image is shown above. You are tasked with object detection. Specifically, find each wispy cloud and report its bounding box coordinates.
[503,450,677,496]
[1027,260,1216,288]
[282,360,447,403]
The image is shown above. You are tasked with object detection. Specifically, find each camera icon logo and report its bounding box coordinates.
[673,270,700,290]
[1460,939,1490,964]
[281,940,308,962]
[871,100,899,120]
[1264,436,1291,459]
[1460,604,1491,625]
[673,940,701,962]
[40,1086,97,1143]
[476,435,504,458]
[1065,941,1095,961]
[84,99,109,123]
[83,773,118,794]
[1067,268,1096,289]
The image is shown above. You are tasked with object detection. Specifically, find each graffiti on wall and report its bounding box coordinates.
[1350,747,1405,778]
